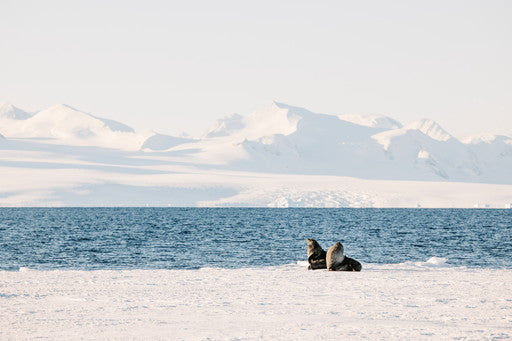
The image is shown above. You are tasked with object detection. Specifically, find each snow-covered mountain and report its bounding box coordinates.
[185,102,507,183]
[0,102,33,120]
[0,101,510,184]
[1,100,511,207]
[226,102,388,175]
[0,103,150,150]
[203,113,245,138]
[461,134,512,183]
[371,119,481,181]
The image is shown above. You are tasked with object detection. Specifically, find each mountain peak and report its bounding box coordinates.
[36,104,134,133]
[0,102,33,120]
[271,101,293,109]
[0,102,14,110]
[405,119,452,141]
[270,102,317,116]
[242,102,306,140]
[203,113,245,138]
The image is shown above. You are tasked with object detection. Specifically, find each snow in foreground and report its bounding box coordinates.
[2,261,511,340]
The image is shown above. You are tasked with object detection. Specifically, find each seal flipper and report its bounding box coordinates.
[333,256,362,272]
[345,256,362,272]
[308,251,327,270]
[308,259,327,270]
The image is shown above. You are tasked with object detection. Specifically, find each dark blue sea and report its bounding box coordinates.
[0,208,511,271]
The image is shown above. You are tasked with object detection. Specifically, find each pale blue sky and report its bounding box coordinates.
[1,0,511,137]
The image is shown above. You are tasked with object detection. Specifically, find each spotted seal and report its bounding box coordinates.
[306,238,327,270]
[326,242,362,271]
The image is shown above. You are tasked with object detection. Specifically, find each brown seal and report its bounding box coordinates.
[306,238,327,270]
[326,242,362,272]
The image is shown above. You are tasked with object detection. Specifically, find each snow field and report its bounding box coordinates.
[1,262,511,340]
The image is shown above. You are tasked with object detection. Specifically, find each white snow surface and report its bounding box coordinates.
[203,113,245,138]
[1,262,511,340]
[0,101,511,206]
[405,119,453,141]
[0,102,33,120]
[338,113,402,129]
[0,104,146,150]
[461,133,512,145]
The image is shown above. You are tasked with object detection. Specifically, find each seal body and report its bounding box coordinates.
[306,239,326,270]
[326,242,362,272]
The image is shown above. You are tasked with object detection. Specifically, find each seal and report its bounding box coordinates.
[326,242,362,272]
[306,238,327,270]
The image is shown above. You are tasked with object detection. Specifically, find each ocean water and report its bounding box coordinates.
[0,208,511,271]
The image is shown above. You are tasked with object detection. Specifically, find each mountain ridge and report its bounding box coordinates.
[0,101,510,184]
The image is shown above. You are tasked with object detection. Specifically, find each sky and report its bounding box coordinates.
[1,0,511,138]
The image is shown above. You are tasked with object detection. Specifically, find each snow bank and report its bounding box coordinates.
[1,262,511,340]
